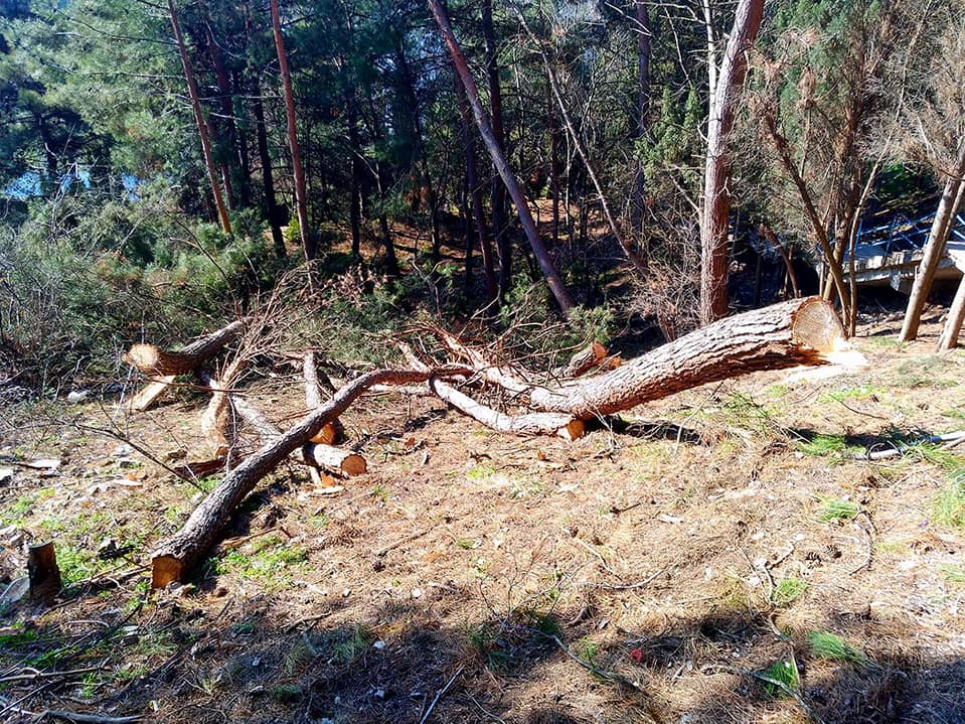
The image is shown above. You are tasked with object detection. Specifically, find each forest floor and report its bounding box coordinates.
[1,310,964,724]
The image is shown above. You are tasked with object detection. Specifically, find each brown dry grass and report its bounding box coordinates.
[1,312,963,724]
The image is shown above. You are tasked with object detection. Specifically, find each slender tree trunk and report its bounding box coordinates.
[481,0,512,297]
[167,0,231,234]
[456,76,498,303]
[549,83,560,248]
[375,161,400,277]
[900,144,965,342]
[348,104,364,260]
[252,81,285,258]
[428,0,574,314]
[938,271,965,351]
[698,0,764,325]
[269,0,313,260]
[631,0,651,245]
[205,24,239,210]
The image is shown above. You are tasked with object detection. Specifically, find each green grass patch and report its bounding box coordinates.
[797,434,856,457]
[896,357,959,388]
[771,577,808,607]
[758,658,800,698]
[215,536,308,588]
[819,385,883,404]
[808,631,869,667]
[818,497,860,522]
[939,563,965,584]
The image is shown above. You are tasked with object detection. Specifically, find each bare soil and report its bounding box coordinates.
[1,312,964,724]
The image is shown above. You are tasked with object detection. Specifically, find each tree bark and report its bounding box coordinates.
[698,0,764,325]
[167,0,232,234]
[28,541,61,604]
[124,320,245,377]
[526,297,846,418]
[631,0,651,243]
[900,145,965,342]
[455,76,498,303]
[252,80,286,258]
[151,366,468,586]
[269,0,313,260]
[428,0,574,315]
[938,272,965,351]
[481,0,512,297]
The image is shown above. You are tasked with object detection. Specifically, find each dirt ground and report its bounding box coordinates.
[1,309,964,724]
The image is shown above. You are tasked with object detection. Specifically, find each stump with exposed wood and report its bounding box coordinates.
[28,541,61,604]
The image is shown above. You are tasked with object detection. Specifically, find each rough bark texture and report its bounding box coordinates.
[270,0,313,260]
[699,0,764,325]
[28,541,60,604]
[124,320,245,377]
[428,0,574,314]
[900,153,965,342]
[167,0,231,234]
[938,274,965,351]
[151,367,467,586]
[529,298,843,418]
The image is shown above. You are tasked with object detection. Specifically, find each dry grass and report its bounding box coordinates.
[0,312,963,723]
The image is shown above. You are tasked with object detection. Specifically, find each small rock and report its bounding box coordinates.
[0,468,14,484]
[213,586,229,598]
[111,444,134,458]
[374,688,386,700]
[372,640,386,650]
[411,588,423,599]
[342,588,351,597]
[66,390,89,404]
[251,657,261,667]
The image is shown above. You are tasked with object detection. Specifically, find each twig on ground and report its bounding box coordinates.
[577,568,665,591]
[418,666,464,724]
[547,635,643,691]
[0,697,142,724]
[375,528,431,558]
[0,666,102,684]
[849,512,876,575]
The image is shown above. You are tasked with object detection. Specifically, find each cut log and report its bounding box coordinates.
[303,352,344,444]
[124,320,245,377]
[128,375,176,412]
[303,443,367,476]
[28,541,61,604]
[151,365,470,587]
[528,297,848,418]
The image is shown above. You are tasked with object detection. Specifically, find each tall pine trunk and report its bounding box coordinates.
[481,0,512,297]
[167,0,231,234]
[251,79,285,258]
[698,0,764,325]
[900,143,965,342]
[428,0,574,315]
[269,0,313,260]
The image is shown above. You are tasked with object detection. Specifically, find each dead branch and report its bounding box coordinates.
[124,319,245,377]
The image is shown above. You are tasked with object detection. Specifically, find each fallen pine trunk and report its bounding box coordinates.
[525,297,848,417]
[124,319,245,377]
[151,366,468,587]
[303,442,367,476]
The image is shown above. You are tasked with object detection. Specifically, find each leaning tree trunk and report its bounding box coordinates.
[699,0,765,325]
[167,0,231,234]
[252,80,286,258]
[938,273,965,351]
[428,0,574,315]
[269,0,313,261]
[900,146,965,342]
